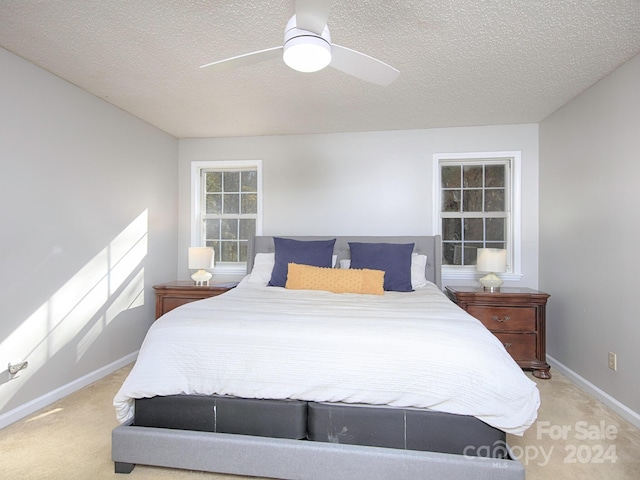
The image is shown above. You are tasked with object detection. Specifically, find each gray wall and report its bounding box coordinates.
[539,53,640,421]
[178,125,540,287]
[0,48,179,425]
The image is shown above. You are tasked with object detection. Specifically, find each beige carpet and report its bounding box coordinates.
[1,365,638,479]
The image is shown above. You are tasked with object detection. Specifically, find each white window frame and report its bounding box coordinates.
[191,160,263,276]
[432,151,522,281]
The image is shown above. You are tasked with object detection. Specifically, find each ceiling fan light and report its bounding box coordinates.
[283,36,331,73]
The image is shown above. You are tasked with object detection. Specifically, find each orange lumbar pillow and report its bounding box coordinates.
[285,263,385,295]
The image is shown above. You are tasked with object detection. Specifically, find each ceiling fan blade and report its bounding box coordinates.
[200,46,283,72]
[330,44,399,86]
[295,0,333,34]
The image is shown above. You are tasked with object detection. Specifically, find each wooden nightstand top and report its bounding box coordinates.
[153,281,239,292]
[445,285,549,300]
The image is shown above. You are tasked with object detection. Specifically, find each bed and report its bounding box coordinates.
[112,235,538,479]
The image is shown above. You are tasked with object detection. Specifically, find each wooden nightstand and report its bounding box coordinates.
[153,281,238,319]
[445,286,551,379]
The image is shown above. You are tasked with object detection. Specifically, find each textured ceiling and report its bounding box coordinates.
[1,1,639,139]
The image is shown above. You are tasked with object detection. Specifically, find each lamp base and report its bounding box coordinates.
[191,269,212,286]
[479,273,503,292]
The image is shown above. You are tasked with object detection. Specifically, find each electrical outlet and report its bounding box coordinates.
[608,352,617,371]
[8,361,28,375]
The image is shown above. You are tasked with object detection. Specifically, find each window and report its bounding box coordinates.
[191,160,262,274]
[433,152,521,279]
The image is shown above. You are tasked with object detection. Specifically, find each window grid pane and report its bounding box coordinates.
[442,190,461,212]
[441,165,461,188]
[205,193,222,214]
[205,172,222,193]
[223,171,240,192]
[201,167,258,264]
[241,171,258,192]
[463,165,483,188]
[241,193,257,214]
[484,189,505,212]
[485,165,505,187]
[463,190,483,212]
[440,160,510,268]
[223,194,240,214]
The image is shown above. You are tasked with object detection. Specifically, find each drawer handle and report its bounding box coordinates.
[503,342,512,349]
[492,315,511,323]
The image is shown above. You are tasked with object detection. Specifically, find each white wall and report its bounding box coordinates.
[539,53,640,421]
[0,48,179,426]
[178,124,540,287]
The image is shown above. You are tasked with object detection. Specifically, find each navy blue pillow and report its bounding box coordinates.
[268,237,337,287]
[349,242,414,292]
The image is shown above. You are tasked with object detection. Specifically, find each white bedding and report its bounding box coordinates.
[114,279,539,435]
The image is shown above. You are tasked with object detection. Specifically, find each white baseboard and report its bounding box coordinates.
[547,355,640,429]
[0,351,138,430]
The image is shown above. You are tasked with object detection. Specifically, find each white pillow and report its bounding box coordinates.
[245,253,275,285]
[410,254,429,289]
[339,253,429,289]
[246,253,337,286]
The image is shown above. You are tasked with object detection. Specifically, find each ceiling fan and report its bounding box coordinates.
[200,0,399,86]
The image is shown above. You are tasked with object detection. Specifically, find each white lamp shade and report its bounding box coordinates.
[476,248,507,273]
[188,247,214,270]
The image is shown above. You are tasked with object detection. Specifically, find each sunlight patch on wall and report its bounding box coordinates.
[109,211,149,296]
[48,251,111,355]
[106,268,145,325]
[0,210,148,410]
[78,268,145,361]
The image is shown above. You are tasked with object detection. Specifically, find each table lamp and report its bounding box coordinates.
[476,248,507,292]
[188,247,214,285]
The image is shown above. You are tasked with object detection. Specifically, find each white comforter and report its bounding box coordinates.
[114,279,539,435]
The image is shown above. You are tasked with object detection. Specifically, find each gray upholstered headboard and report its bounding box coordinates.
[247,235,442,290]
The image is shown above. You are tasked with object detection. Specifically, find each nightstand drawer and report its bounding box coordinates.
[467,305,537,332]
[493,333,537,361]
[153,281,238,319]
[445,286,551,379]
[160,296,201,315]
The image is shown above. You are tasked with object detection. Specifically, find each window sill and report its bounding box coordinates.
[442,268,522,283]
[212,265,248,277]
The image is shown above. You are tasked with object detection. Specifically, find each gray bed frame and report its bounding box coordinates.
[112,235,525,479]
